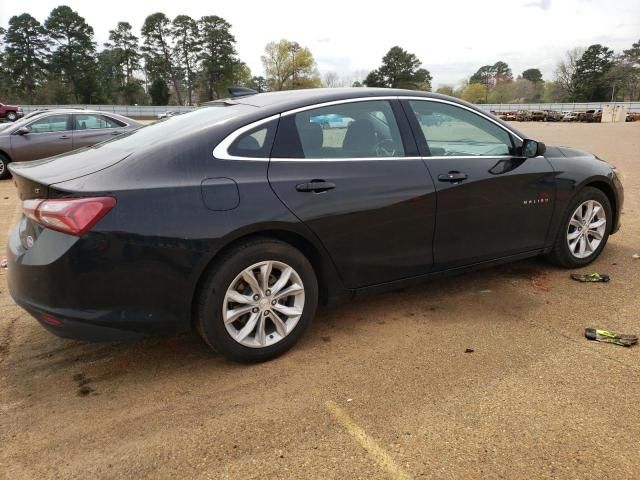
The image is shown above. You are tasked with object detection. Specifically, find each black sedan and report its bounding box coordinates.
[6,88,623,362]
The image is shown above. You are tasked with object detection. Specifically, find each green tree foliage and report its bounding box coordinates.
[172,15,200,105]
[104,22,142,103]
[468,61,512,102]
[0,28,10,100]
[469,66,490,84]
[149,77,170,105]
[45,6,99,103]
[572,44,614,101]
[261,39,321,90]
[522,68,543,83]
[492,61,513,83]
[460,83,487,103]
[106,22,140,83]
[435,85,455,97]
[142,12,182,105]
[607,40,640,100]
[197,16,238,101]
[4,14,49,103]
[249,76,268,92]
[364,46,432,90]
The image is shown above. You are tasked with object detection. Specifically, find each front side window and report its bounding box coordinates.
[408,100,516,157]
[274,100,405,159]
[75,114,123,130]
[27,114,70,133]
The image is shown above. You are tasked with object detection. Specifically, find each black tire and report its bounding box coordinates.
[0,153,11,180]
[196,238,318,363]
[548,187,612,268]
[6,112,17,122]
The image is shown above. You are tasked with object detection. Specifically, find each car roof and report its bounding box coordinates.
[233,87,437,109]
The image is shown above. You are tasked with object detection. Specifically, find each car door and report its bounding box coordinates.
[267,98,437,289]
[401,98,556,269]
[10,114,73,162]
[72,113,125,149]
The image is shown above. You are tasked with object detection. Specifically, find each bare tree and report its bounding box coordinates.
[323,71,340,87]
[554,47,585,101]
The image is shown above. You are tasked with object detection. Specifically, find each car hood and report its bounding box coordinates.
[545,145,596,159]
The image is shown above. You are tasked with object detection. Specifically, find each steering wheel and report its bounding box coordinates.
[374,139,397,157]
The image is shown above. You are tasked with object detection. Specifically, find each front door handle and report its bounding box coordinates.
[59,135,70,139]
[438,171,468,183]
[111,131,122,136]
[296,180,336,193]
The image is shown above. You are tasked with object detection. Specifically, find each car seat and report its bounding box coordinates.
[298,122,323,157]
[342,119,376,157]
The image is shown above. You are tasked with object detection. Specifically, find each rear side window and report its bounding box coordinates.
[75,114,124,130]
[227,119,277,158]
[27,114,70,133]
[272,100,405,159]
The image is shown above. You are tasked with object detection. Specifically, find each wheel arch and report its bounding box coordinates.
[189,226,347,331]
[0,148,12,162]
[583,179,618,232]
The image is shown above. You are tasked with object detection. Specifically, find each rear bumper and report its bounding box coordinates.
[14,300,146,342]
[6,220,193,342]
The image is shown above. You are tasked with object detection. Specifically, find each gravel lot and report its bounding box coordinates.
[1,122,639,479]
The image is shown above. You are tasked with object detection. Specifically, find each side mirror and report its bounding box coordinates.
[522,139,546,158]
[15,126,30,136]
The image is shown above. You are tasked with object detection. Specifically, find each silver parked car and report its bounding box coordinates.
[0,109,142,179]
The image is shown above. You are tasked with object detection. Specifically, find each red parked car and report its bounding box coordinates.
[0,102,24,122]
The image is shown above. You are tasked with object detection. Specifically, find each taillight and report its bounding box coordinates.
[23,197,116,236]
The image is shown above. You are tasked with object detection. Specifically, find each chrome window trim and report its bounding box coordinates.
[280,96,399,117]
[213,95,523,161]
[270,156,423,162]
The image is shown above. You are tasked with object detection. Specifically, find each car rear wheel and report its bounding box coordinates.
[6,112,17,121]
[0,153,10,180]
[548,187,612,268]
[196,238,318,363]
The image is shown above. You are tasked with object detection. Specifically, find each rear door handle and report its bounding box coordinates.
[438,172,468,183]
[296,180,336,193]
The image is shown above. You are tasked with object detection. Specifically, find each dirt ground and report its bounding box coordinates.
[1,122,639,480]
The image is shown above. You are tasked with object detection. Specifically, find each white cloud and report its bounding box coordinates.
[1,0,638,88]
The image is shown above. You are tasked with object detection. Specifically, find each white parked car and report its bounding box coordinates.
[157,111,176,119]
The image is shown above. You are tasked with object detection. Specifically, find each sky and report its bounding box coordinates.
[1,0,638,88]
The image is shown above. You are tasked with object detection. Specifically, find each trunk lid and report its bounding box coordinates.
[9,141,134,200]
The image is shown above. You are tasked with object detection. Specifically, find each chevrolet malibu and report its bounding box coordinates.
[6,88,623,362]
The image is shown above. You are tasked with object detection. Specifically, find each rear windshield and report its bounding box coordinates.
[92,105,256,150]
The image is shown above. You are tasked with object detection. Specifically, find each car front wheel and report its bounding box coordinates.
[548,187,612,268]
[6,112,17,121]
[197,239,318,363]
[0,153,10,180]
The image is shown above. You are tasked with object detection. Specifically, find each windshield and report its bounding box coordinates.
[92,105,256,150]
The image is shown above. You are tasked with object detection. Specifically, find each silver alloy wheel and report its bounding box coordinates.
[0,159,4,176]
[567,199,607,259]
[223,260,305,348]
